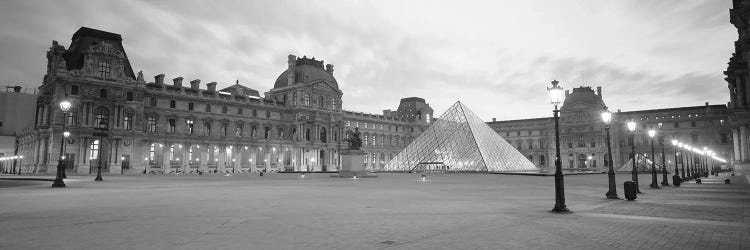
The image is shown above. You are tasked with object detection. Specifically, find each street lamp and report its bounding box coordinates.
[671,140,681,186]
[648,129,659,189]
[601,110,618,199]
[52,100,71,188]
[660,136,669,186]
[62,131,71,179]
[547,80,569,213]
[627,120,641,193]
[95,119,107,182]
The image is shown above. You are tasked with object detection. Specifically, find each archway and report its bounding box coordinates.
[577,154,587,168]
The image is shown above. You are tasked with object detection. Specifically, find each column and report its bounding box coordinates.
[217,147,226,173]
[733,128,741,162]
[199,148,208,173]
[162,146,170,173]
[181,147,189,173]
[741,126,749,162]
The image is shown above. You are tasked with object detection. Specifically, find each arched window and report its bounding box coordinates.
[99,61,110,78]
[100,89,107,98]
[90,140,100,160]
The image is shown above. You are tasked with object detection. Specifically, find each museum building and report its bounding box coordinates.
[16,27,433,174]
[488,86,735,172]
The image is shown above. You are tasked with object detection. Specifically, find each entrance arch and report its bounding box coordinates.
[577,154,587,168]
[320,149,327,171]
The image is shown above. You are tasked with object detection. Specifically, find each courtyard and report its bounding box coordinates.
[1,169,748,250]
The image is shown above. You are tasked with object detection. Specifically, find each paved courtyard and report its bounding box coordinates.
[1,168,748,250]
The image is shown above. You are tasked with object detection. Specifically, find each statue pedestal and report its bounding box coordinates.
[333,150,377,178]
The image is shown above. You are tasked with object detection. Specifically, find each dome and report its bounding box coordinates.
[562,86,606,108]
[273,55,338,89]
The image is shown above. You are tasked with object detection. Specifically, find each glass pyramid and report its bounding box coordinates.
[381,101,539,173]
[616,153,669,173]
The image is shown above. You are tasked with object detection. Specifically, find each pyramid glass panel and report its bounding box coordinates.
[381,101,538,173]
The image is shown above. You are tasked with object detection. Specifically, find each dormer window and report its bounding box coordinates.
[99,61,110,78]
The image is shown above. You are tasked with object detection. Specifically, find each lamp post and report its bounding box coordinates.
[52,100,71,188]
[601,111,618,199]
[627,121,641,193]
[671,140,680,185]
[647,129,660,189]
[95,119,107,182]
[548,80,569,213]
[660,136,669,186]
[62,131,70,179]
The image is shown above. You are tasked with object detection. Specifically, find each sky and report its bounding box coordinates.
[0,0,737,121]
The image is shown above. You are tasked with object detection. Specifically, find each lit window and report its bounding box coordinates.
[169,119,176,133]
[235,124,243,137]
[90,140,100,160]
[186,119,194,134]
[99,61,110,78]
[148,117,156,132]
[124,113,133,130]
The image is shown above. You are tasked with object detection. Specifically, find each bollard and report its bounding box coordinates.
[696,178,701,184]
[624,181,637,201]
[725,179,730,184]
[259,171,264,176]
[672,175,681,187]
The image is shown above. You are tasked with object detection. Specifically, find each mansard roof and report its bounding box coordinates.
[64,27,136,79]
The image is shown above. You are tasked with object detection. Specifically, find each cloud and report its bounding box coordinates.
[0,0,736,122]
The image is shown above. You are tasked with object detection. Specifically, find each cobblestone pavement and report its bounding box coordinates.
[0,166,748,250]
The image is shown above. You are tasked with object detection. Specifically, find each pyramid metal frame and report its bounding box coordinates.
[380,101,538,173]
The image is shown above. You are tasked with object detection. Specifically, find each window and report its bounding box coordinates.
[691,121,696,127]
[237,108,243,115]
[539,139,546,149]
[148,117,156,132]
[205,104,211,112]
[320,127,327,143]
[168,119,176,133]
[251,126,257,137]
[94,107,109,129]
[90,140,100,160]
[149,144,155,161]
[124,113,133,130]
[235,124,242,137]
[200,121,210,135]
[540,155,546,165]
[265,127,271,139]
[721,133,728,144]
[305,128,311,141]
[364,134,369,146]
[170,100,176,109]
[265,111,270,119]
[528,141,533,149]
[150,98,157,107]
[186,119,194,134]
[126,92,133,101]
[222,106,227,114]
[252,110,257,117]
[99,61,110,78]
[590,138,596,147]
[188,102,194,111]
[66,112,75,126]
[221,123,228,136]
[278,128,284,139]
[372,134,376,146]
[304,93,311,105]
[577,136,585,147]
[71,85,79,95]
[691,133,698,143]
[674,122,679,128]
[100,89,107,98]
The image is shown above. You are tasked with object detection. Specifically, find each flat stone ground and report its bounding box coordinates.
[1,168,748,250]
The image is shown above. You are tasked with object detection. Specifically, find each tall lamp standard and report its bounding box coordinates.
[52,100,71,188]
[627,121,641,193]
[647,129,660,189]
[601,110,618,199]
[671,140,680,185]
[660,136,669,186]
[94,119,107,182]
[62,131,70,179]
[547,80,570,213]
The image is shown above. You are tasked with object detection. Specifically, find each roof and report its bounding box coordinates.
[274,56,338,89]
[220,81,260,97]
[562,86,606,108]
[64,27,136,79]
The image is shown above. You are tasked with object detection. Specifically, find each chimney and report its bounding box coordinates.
[492,118,496,122]
[705,102,709,106]
[617,109,621,113]
[288,54,297,69]
[190,79,201,90]
[326,64,334,75]
[173,77,183,87]
[596,86,602,96]
[154,74,165,85]
[207,82,217,92]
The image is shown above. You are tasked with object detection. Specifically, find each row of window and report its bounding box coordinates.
[345,121,410,132]
[69,85,135,101]
[362,133,406,147]
[150,98,274,118]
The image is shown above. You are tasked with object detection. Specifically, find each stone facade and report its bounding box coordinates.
[489,86,734,172]
[16,27,431,174]
[725,0,750,163]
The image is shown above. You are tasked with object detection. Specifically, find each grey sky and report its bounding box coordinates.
[0,0,736,121]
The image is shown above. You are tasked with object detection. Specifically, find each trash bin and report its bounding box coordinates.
[624,181,637,201]
[725,179,730,184]
[696,178,701,184]
[259,171,264,176]
[672,175,681,186]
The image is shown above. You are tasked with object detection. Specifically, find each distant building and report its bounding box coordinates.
[724,0,750,163]
[17,27,431,174]
[488,86,733,171]
[0,86,37,173]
